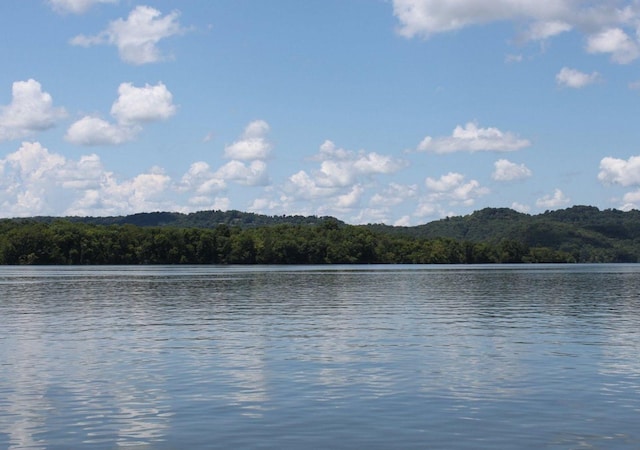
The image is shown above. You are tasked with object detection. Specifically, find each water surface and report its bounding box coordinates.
[1,264,640,449]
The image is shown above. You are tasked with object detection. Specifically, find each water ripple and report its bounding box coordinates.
[1,265,640,448]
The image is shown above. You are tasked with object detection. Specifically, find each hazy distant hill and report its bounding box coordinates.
[367,205,640,262]
[22,210,343,229]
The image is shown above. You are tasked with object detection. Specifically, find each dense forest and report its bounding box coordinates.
[1,205,639,264]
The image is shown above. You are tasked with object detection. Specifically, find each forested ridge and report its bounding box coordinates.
[1,205,639,264]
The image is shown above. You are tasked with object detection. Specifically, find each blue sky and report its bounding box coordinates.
[1,0,640,225]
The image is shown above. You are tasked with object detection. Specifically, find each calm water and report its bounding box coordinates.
[1,264,640,449]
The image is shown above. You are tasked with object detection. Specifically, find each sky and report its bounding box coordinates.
[1,0,640,225]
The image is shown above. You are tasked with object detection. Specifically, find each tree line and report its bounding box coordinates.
[1,218,625,265]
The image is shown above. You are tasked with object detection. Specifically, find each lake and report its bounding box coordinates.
[1,264,639,449]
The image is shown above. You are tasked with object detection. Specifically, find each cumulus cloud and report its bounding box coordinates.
[0,142,100,216]
[619,189,640,210]
[215,160,269,186]
[48,0,117,14]
[179,162,226,195]
[0,140,275,218]
[556,67,602,88]
[224,120,272,160]
[70,6,186,65]
[586,28,640,64]
[111,82,176,124]
[311,140,408,188]
[598,155,640,186]
[279,140,407,219]
[0,79,66,141]
[65,116,136,146]
[511,202,531,213]
[285,170,338,201]
[336,184,365,208]
[536,188,570,209]
[65,82,176,146]
[68,167,173,216]
[178,155,269,210]
[0,141,205,217]
[417,122,531,153]
[370,182,418,207]
[425,172,489,205]
[492,159,532,181]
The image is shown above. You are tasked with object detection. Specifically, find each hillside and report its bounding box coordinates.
[20,210,343,229]
[368,205,640,262]
[2,205,640,264]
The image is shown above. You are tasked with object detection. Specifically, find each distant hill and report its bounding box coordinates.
[366,205,640,262]
[19,210,343,229]
[2,205,640,263]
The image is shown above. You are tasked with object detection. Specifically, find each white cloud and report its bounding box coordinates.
[586,27,640,64]
[285,170,338,200]
[336,184,364,208]
[68,168,173,216]
[413,201,448,219]
[4,141,66,183]
[392,0,573,38]
[215,160,269,186]
[598,155,640,186]
[178,158,269,206]
[0,79,66,141]
[0,142,102,216]
[536,188,570,208]
[492,159,532,181]
[621,189,640,208]
[178,162,225,195]
[311,140,407,188]
[0,141,175,217]
[417,122,531,153]
[394,215,412,227]
[370,182,418,207]
[0,141,277,218]
[65,116,137,146]
[522,20,573,41]
[556,67,601,88]
[224,120,272,160]
[425,172,465,191]
[70,6,186,65]
[393,1,640,65]
[48,0,117,14]
[111,82,176,124]
[278,140,407,219]
[65,82,176,146]
[425,172,489,206]
[511,202,531,213]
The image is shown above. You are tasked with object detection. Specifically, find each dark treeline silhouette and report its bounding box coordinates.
[2,206,639,265]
